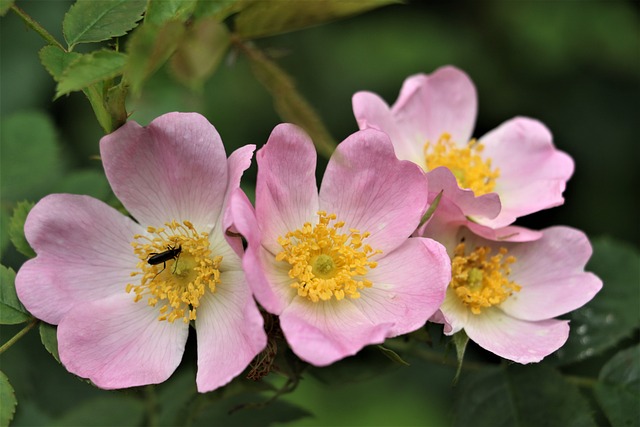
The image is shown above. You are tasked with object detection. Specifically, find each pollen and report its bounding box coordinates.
[276,211,382,303]
[127,220,222,323]
[450,242,521,314]
[424,132,500,196]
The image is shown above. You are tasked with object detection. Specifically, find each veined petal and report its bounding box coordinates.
[100,112,229,231]
[426,167,501,220]
[435,288,470,335]
[195,270,266,393]
[221,145,256,258]
[351,238,450,336]
[229,189,293,313]
[15,194,142,324]
[255,124,319,254]
[352,91,423,164]
[320,129,428,254]
[500,227,602,321]
[58,293,189,389]
[464,308,570,363]
[393,67,477,147]
[478,117,575,227]
[280,298,391,366]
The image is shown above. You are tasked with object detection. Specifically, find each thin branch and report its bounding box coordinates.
[10,4,66,51]
[0,318,39,355]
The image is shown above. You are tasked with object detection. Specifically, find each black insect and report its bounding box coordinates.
[148,245,182,276]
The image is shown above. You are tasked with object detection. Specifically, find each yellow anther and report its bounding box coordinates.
[424,133,500,196]
[450,242,521,314]
[276,212,382,303]
[127,220,222,323]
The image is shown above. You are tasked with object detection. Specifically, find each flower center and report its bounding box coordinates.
[423,132,500,196]
[276,211,382,303]
[127,220,222,323]
[450,242,521,314]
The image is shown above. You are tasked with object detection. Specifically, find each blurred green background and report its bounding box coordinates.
[1,0,638,426]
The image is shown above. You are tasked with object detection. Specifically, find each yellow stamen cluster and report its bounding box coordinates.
[450,242,521,314]
[127,220,222,323]
[276,211,382,303]
[424,132,500,196]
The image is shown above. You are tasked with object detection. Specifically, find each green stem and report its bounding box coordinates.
[144,385,158,427]
[10,4,66,51]
[0,318,39,355]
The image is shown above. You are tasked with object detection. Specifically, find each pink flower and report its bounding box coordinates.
[230,124,451,366]
[352,66,575,228]
[15,112,267,391]
[422,206,602,363]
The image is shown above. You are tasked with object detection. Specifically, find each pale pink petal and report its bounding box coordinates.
[500,226,602,321]
[351,238,450,336]
[319,129,428,254]
[478,117,575,227]
[279,298,391,366]
[255,124,319,254]
[229,189,293,313]
[464,308,570,363]
[392,67,477,146]
[466,223,543,243]
[352,91,423,164]
[100,112,228,231]
[15,194,142,324]
[435,288,471,335]
[195,270,267,392]
[418,195,470,252]
[221,145,256,259]
[58,293,188,389]
[427,167,501,220]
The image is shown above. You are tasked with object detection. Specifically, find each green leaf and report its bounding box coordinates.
[169,17,230,90]
[0,371,17,427]
[0,111,63,202]
[377,345,410,366]
[451,329,469,384]
[125,20,186,95]
[420,190,443,227]
[39,46,83,82]
[244,44,336,159]
[454,365,596,427]
[56,50,127,98]
[52,396,145,427]
[63,0,147,50]
[8,201,35,258]
[0,265,30,325]
[554,237,640,365]
[594,345,640,426]
[192,393,312,426]
[145,0,196,25]
[0,0,15,17]
[39,322,61,363]
[235,0,400,39]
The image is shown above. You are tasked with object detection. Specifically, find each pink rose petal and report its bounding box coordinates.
[195,270,267,392]
[15,194,142,324]
[464,308,570,364]
[255,124,319,254]
[320,129,429,254]
[58,293,189,389]
[352,237,450,336]
[100,112,229,231]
